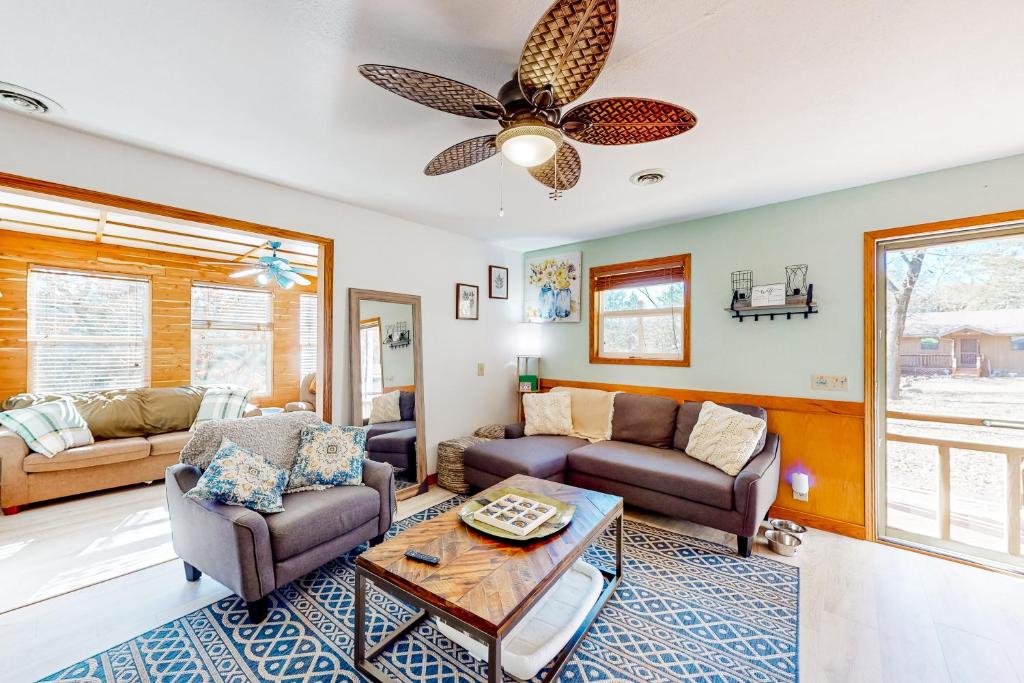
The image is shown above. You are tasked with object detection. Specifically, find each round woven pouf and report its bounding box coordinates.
[437,435,489,494]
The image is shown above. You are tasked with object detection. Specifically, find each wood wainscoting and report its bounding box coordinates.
[539,378,867,538]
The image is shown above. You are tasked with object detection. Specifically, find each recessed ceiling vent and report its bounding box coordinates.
[629,169,667,186]
[0,82,63,115]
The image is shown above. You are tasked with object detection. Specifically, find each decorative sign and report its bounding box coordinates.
[751,283,786,307]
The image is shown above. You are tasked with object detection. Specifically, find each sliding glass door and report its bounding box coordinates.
[875,224,1024,571]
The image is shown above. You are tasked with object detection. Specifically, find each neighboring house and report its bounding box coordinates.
[900,309,1024,376]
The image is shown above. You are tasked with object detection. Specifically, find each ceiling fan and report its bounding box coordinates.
[358,0,697,196]
[204,241,315,288]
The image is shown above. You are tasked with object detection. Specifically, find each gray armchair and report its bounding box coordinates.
[165,458,395,622]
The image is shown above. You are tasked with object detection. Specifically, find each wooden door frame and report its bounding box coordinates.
[863,208,1024,543]
[0,171,335,422]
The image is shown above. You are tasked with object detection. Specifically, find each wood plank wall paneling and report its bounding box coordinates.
[539,378,868,538]
[0,229,315,408]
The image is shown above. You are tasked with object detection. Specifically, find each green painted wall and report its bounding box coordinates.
[525,153,1024,401]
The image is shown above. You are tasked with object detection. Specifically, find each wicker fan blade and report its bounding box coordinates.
[529,142,581,190]
[358,64,503,119]
[561,97,697,145]
[424,136,498,176]
[518,0,617,107]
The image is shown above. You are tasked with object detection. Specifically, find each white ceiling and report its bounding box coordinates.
[3,0,1023,250]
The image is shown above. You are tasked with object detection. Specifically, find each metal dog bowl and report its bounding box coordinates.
[765,529,802,556]
[770,519,807,536]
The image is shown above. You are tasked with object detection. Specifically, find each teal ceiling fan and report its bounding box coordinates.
[207,241,315,288]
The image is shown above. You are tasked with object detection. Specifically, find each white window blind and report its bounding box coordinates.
[28,268,150,393]
[299,294,317,377]
[191,283,273,395]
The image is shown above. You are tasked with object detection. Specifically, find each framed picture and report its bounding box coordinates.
[488,265,509,299]
[455,283,479,320]
[524,251,582,323]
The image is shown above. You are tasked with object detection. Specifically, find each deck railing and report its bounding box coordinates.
[886,410,1023,557]
[899,354,953,369]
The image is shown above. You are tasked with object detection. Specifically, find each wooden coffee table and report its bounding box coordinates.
[354,474,624,682]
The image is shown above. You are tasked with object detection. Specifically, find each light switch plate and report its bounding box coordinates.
[476,362,485,376]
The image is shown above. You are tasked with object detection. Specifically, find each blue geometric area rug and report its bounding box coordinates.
[44,497,798,682]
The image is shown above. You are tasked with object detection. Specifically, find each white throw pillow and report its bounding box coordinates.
[523,391,573,436]
[0,398,94,457]
[368,391,402,424]
[685,401,767,476]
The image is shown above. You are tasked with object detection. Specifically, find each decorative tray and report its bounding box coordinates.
[459,486,575,541]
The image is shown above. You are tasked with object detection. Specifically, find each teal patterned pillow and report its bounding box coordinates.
[185,438,289,513]
[289,424,367,491]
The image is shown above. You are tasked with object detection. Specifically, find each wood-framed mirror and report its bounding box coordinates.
[348,288,426,500]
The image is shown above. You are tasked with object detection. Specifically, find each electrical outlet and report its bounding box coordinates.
[812,374,848,391]
[476,362,485,377]
[793,490,809,502]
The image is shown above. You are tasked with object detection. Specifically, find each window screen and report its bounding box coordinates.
[191,283,272,394]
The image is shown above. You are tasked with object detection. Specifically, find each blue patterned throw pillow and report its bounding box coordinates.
[185,438,289,513]
[289,423,367,491]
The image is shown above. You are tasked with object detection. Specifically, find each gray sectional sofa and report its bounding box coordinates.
[365,390,416,473]
[463,392,781,556]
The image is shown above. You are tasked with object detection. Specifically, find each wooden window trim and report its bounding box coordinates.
[588,253,691,367]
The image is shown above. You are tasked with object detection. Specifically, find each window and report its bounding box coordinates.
[299,294,318,377]
[360,317,383,419]
[191,283,272,394]
[920,337,940,351]
[28,268,150,393]
[1012,336,1024,351]
[589,254,690,366]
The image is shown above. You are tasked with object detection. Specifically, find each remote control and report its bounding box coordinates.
[404,549,440,565]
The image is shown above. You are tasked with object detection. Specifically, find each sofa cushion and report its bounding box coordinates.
[147,430,192,457]
[368,391,401,424]
[0,398,94,457]
[367,428,416,454]
[140,386,205,434]
[266,484,380,560]
[23,436,150,473]
[366,420,416,441]
[567,441,735,510]
[674,401,768,453]
[611,393,679,448]
[290,424,367,491]
[463,435,585,480]
[185,438,289,513]
[399,391,416,421]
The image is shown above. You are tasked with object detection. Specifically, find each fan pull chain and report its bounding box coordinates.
[548,148,562,201]
[497,153,505,218]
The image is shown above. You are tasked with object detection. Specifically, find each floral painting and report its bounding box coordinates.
[525,251,581,323]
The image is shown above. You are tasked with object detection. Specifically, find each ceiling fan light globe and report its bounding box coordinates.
[256,272,269,285]
[495,125,561,167]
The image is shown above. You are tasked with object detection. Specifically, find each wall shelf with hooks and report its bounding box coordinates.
[726,284,817,321]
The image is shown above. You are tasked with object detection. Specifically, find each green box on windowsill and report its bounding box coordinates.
[518,374,539,392]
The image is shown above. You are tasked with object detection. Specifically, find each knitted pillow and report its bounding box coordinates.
[368,391,401,424]
[185,438,289,513]
[522,392,573,436]
[685,402,767,476]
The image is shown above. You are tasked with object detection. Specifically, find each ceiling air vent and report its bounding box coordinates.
[0,82,63,115]
[629,169,667,186]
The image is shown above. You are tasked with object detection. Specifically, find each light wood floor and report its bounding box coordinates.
[1,485,1022,682]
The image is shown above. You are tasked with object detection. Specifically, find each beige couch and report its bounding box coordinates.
[0,386,257,514]
[285,373,316,412]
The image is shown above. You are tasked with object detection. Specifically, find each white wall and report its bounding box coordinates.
[526,153,1024,402]
[359,300,415,388]
[0,111,523,473]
